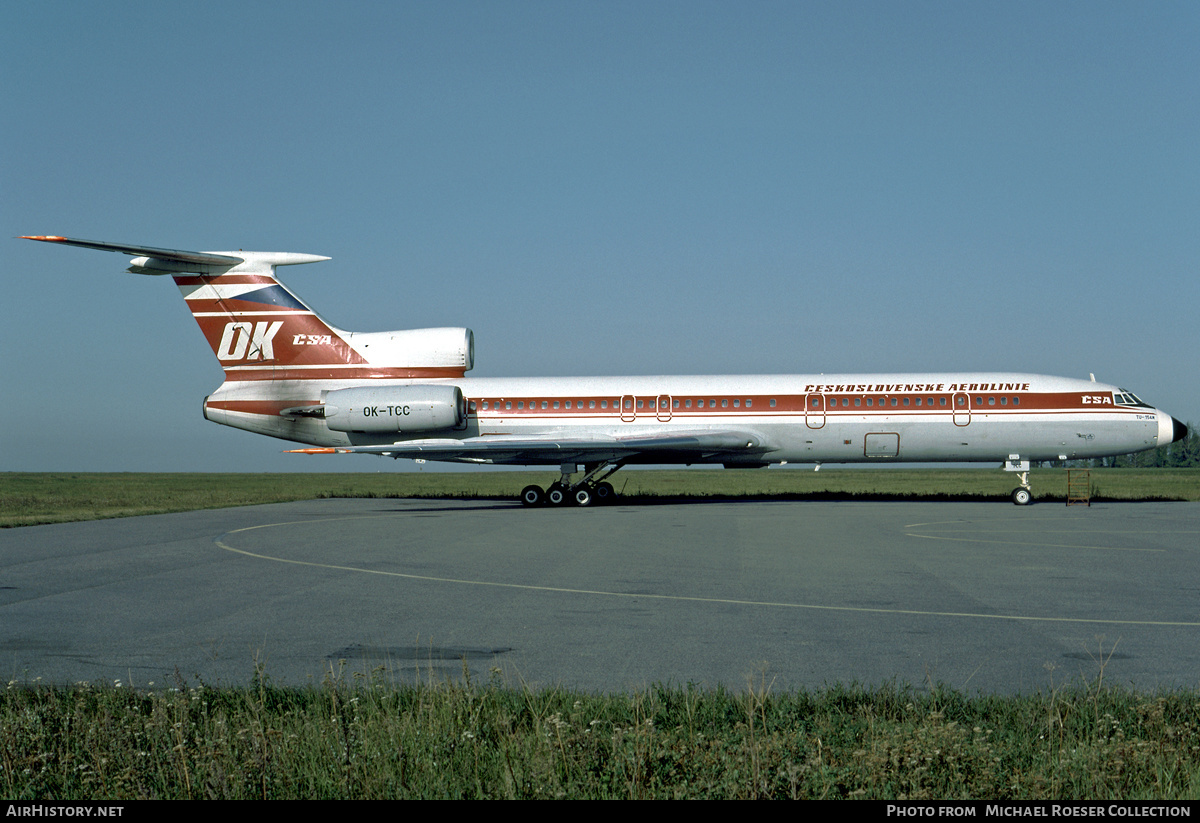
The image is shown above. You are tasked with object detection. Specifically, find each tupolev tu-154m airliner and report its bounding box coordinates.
[25,235,1188,507]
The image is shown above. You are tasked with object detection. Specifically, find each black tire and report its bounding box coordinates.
[594,481,616,503]
[1012,487,1032,506]
[520,485,545,507]
[546,484,567,506]
[573,486,594,507]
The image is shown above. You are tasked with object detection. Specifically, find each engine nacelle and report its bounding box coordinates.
[323,385,467,433]
[343,327,474,372]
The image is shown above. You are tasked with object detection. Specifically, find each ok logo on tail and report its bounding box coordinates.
[217,321,284,361]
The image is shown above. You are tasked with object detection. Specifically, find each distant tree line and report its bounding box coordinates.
[1042,421,1199,468]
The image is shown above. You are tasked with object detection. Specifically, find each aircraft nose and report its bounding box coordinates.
[1155,410,1187,446]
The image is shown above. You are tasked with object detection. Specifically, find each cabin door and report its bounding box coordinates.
[620,395,637,422]
[656,395,673,421]
[805,393,826,429]
[952,392,971,426]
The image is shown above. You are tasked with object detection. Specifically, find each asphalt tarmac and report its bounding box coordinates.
[3,498,1198,693]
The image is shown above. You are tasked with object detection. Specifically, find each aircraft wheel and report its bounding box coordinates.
[572,486,594,507]
[594,481,616,504]
[520,485,545,507]
[546,484,567,506]
[1011,487,1032,506]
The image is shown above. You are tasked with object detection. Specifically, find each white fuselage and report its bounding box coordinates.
[204,371,1173,466]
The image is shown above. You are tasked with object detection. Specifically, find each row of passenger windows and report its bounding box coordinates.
[469,395,1022,411]
[469,398,765,411]
[821,396,1022,408]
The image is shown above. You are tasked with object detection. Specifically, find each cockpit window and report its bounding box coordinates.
[1114,389,1149,407]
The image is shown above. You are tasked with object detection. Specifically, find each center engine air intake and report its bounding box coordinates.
[323,385,467,433]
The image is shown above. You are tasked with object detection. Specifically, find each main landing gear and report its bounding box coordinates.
[520,462,623,507]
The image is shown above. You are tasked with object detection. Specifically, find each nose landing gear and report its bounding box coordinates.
[1005,458,1034,505]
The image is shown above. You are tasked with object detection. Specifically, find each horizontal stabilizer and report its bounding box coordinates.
[22,236,244,267]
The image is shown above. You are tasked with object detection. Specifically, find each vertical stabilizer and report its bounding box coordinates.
[23,235,473,381]
[165,252,367,381]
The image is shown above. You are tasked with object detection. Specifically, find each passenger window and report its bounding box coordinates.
[746,399,752,408]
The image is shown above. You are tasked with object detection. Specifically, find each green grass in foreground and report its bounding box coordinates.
[2,468,1198,527]
[4,669,1199,799]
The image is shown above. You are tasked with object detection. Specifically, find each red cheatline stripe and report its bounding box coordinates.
[220,366,468,381]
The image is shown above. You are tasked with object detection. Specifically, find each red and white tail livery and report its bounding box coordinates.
[25,235,1188,507]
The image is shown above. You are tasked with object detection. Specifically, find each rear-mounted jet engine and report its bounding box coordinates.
[322,385,467,433]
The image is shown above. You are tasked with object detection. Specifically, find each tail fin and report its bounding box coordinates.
[23,236,473,381]
[168,253,366,381]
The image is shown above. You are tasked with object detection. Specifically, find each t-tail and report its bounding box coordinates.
[21,236,474,382]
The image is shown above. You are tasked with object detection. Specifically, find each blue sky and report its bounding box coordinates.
[4,1,1197,472]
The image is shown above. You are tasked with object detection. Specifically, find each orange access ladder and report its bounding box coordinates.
[1066,469,1091,506]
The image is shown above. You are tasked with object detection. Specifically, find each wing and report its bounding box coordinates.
[288,429,771,465]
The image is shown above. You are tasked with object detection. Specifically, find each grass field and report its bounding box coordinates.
[5,669,1200,799]
[2,468,1198,527]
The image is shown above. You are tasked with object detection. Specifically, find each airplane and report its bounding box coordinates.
[24,235,1188,507]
